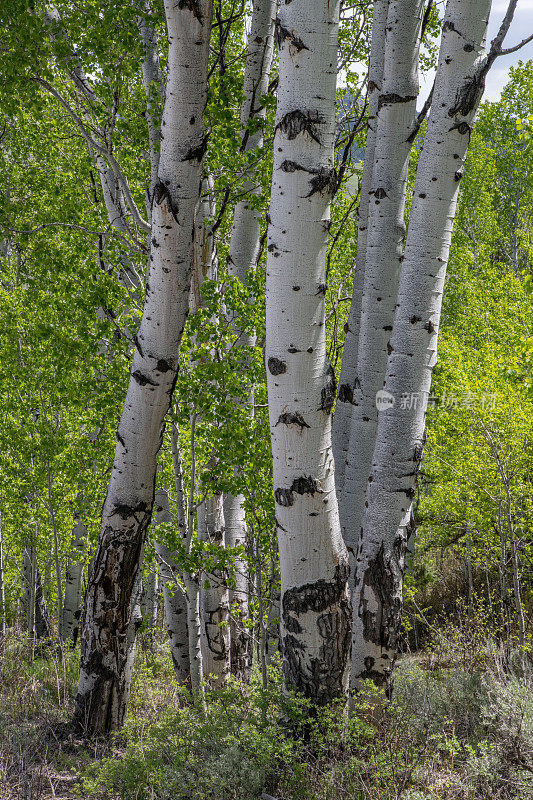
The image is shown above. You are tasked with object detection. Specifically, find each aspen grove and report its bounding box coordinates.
[1,0,533,797]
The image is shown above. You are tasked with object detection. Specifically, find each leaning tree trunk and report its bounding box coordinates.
[265,0,351,704]
[74,0,213,735]
[61,516,86,645]
[351,0,492,690]
[224,0,275,682]
[332,0,390,492]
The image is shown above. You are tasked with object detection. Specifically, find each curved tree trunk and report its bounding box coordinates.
[74,0,213,734]
[351,0,492,690]
[265,0,351,704]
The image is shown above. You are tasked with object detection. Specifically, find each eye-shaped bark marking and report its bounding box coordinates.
[307,166,338,198]
[268,357,287,375]
[275,487,294,506]
[319,364,336,413]
[449,120,471,136]
[156,358,173,373]
[274,19,309,52]
[153,181,179,222]
[276,109,324,143]
[182,133,209,162]
[337,383,354,404]
[110,501,149,521]
[132,370,159,387]
[276,412,310,429]
[291,475,319,496]
[378,93,417,111]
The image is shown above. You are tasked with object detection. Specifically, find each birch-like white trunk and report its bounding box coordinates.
[351,0,492,689]
[224,0,275,683]
[266,0,351,703]
[61,516,86,645]
[154,488,190,682]
[0,512,5,635]
[23,546,51,640]
[341,0,424,562]
[332,0,390,491]
[199,490,230,685]
[74,0,213,734]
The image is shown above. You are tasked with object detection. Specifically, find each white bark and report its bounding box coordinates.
[75,0,213,734]
[340,0,424,590]
[140,569,159,630]
[154,489,190,683]
[224,0,275,684]
[224,493,251,680]
[0,512,5,635]
[137,2,164,213]
[266,0,351,703]
[351,0,492,689]
[199,490,230,686]
[23,546,51,640]
[61,516,86,645]
[332,0,390,491]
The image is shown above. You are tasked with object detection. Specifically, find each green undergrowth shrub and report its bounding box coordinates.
[81,635,533,800]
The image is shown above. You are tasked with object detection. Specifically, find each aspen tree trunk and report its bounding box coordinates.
[137,1,164,213]
[23,547,51,640]
[199,488,230,685]
[332,0,390,492]
[23,546,36,639]
[266,0,351,703]
[74,0,213,734]
[351,0,492,689]
[0,512,5,635]
[154,488,191,682]
[340,0,424,565]
[61,517,86,645]
[224,0,275,682]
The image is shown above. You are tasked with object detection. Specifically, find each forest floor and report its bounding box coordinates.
[0,626,531,800]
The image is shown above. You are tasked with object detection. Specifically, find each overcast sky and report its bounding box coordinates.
[419,0,533,104]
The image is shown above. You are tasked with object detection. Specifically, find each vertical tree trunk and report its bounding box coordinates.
[154,488,191,682]
[199,488,230,685]
[351,0,492,690]
[23,546,51,641]
[265,0,351,704]
[332,0,390,492]
[224,0,275,681]
[339,0,425,564]
[74,0,213,734]
[61,516,86,645]
[0,512,5,635]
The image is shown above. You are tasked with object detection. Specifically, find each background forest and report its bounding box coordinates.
[0,1,532,799]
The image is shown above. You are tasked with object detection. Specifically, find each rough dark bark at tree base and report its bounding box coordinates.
[282,562,352,705]
[73,518,148,735]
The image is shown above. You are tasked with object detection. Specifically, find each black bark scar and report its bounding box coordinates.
[276,109,324,143]
[276,412,310,429]
[274,19,308,52]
